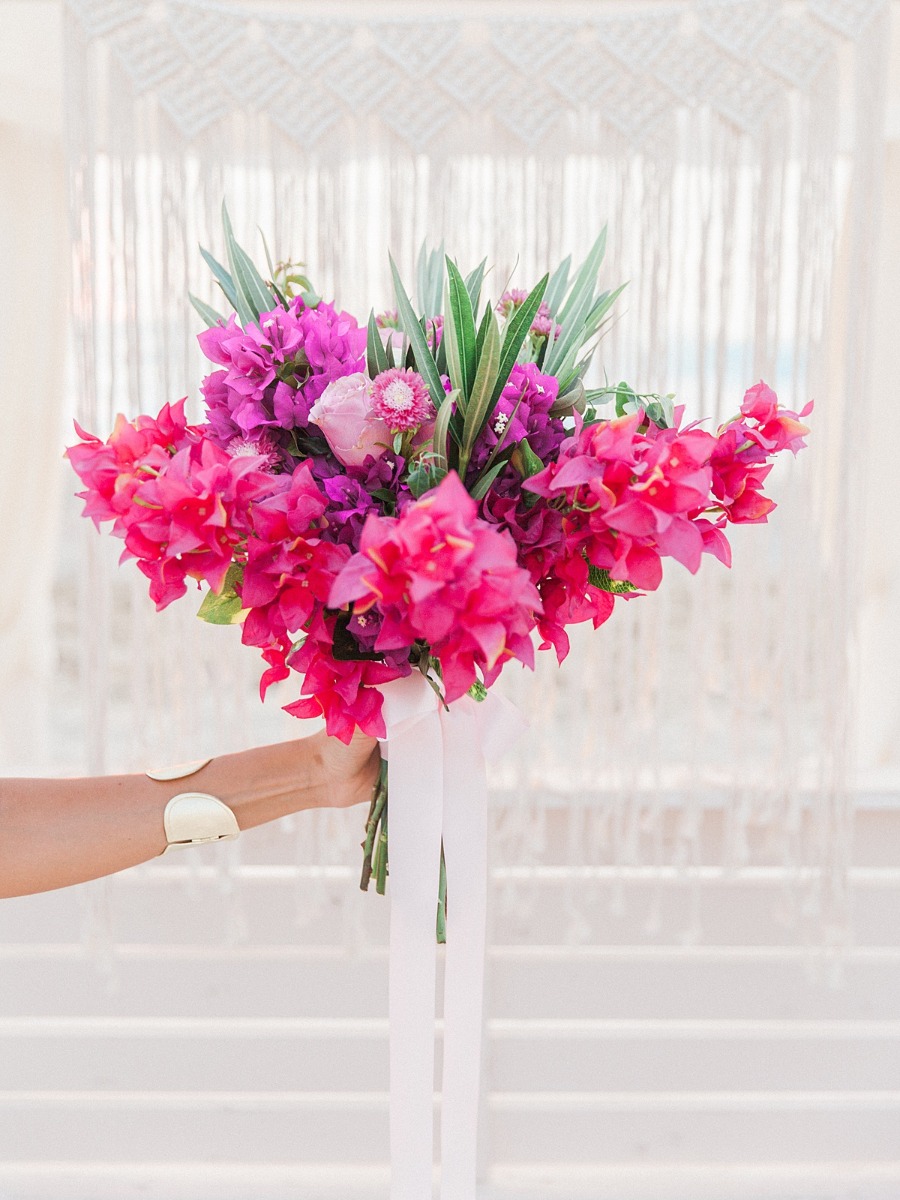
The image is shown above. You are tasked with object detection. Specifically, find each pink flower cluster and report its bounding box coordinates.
[329,472,540,704]
[200,300,365,449]
[69,311,808,747]
[524,384,811,660]
[66,401,279,608]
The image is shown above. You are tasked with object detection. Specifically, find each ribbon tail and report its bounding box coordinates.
[388,694,444,1200]
[440,699,489,1199]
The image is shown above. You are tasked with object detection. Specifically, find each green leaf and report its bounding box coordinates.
[543,230,613,377]
[468,459,506,501]
[549,378,586,417]
[584,282,627,333]
[258,226,277,282]
[221,201,274,325]
[588,563,638,594]
[431,388,458,474]
[544,253,571,318]
[464,258,487,316]
[557,228,607,327]
[189,293,226,329]
[458,310,501,477]
[511,436,544,480]
[389,253,446,408]
[444,258,477,400]
[615,382,636,417]
[197,565,246,625]
[466,679,488,702]
[543,280,596,378]
[474,302,493,366]
[199,246,239,311]
[407,456,447,498]
[433,319,448,377]
[489,273,549,408]
[367,311,389,378]
[416,240,445,318]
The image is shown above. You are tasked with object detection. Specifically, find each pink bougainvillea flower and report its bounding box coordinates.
[199,301,366,448]
[66,399,201,529]
[282,612,409,743]
[68,402,281,610]
[329,471,541,702]
[369,367,435,432]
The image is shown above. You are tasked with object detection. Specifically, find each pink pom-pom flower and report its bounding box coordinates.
[369,367,435,432]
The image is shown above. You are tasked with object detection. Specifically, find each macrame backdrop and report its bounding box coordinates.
[62,0,888,946]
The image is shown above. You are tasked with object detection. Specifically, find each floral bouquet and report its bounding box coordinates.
[68,206,811,920]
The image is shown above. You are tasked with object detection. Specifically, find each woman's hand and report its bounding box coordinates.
[313,727,381,810]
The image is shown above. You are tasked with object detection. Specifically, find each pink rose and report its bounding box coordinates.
[308,373,392,468]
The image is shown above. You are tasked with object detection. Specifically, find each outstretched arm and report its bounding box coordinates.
[0,729,379,899]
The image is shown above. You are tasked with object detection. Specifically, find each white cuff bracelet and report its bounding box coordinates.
[145,758,240,854]
[159,791,241,854]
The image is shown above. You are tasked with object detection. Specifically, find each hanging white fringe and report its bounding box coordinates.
[61,0,890,954]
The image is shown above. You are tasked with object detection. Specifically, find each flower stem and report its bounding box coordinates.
[359,761,388,892]
[436,846,448,944]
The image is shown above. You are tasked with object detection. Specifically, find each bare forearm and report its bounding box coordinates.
[0,730,378,899]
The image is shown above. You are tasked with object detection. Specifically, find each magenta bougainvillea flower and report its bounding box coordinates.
[328,472,540,703]
[199,301,366,449]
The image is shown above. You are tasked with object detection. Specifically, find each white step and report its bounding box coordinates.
[0,944,896,1019]
[1,1089,900,1163]
[4,863,900,946]
[2,1161,900,1200]
[2,1016,900,1093]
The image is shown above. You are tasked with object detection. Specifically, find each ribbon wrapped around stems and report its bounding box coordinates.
[379,672,524,1200]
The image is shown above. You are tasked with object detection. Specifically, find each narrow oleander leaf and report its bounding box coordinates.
[557,227,607,328]
[189,293,226,329]
[543,281,595,377]
[389,253,446,407]
[367,310,389,378]
[221,204,259,324]
[468,459,507,501]
[464,258,487,316]
[431,388,458,474]
[544,253,572,318]
[442,278,464,396]
[428,241,445,316]
[583,282,627,338]
[267,278,290,310]
[445,258,477,400]
[258,227,277,283]
[233,241,278,320]
[415,241,445,317]
[199,246,239,311]
[489,273,549,410]
[222,201,274,324]
[434,319,448,376]
[416,241,429,317]
[474,302,492,365]
[459,310,501,475]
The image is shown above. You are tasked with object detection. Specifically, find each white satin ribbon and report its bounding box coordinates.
[379,672,522,1200]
